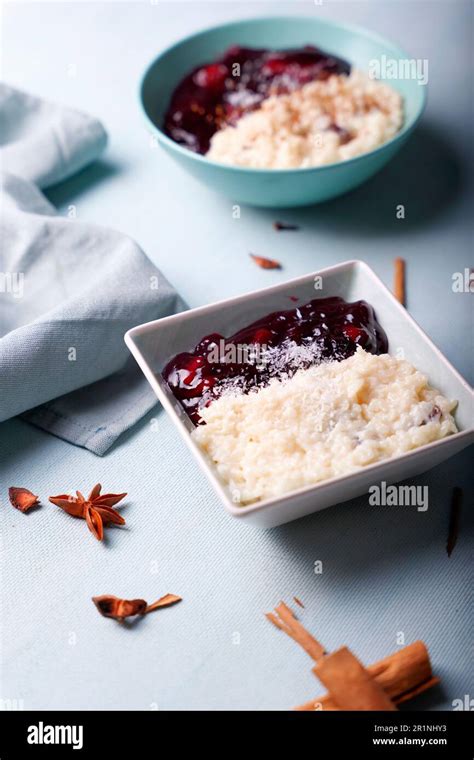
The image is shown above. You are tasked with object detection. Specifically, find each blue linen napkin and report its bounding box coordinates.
[0,85,185,454]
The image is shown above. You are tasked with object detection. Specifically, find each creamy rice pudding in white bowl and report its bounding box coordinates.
[125,262,473,528]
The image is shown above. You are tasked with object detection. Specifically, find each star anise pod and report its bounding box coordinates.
[49,483,126,541]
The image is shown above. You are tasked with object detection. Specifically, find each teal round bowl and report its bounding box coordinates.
[140,16,426,208]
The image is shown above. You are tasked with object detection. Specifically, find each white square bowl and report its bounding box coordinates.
[125,261,473,528]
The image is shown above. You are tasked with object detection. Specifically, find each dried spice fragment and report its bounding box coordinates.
[293,596,305,608]
[447,487,462,557]
[8,487,40,512]
[273,221,299,231]
[265,600,325,661]
[249,253,282,270]
[49,483,126,541]
[92,593,182,622]
[92,595,147,621]
[393,257,406,306]
[146,594,182,613]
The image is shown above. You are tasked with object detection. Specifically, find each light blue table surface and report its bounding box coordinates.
[1,1,472,711]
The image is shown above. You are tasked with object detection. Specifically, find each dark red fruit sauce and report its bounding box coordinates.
[164,45,351,154]
[163,297,388,425]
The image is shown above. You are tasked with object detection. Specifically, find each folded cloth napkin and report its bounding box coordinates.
[0,84,108,188]
[0,85,185,454]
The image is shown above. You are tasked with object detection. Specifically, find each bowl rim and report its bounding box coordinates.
[139,14,427,175]
[125,260,474,519]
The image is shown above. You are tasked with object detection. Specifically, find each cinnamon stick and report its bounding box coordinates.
[314,646,397,711]
[295,640,438,710]
[394,257,406,305]
[265,601,325,662]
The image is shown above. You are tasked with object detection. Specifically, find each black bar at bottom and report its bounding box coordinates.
[0,709,472,757]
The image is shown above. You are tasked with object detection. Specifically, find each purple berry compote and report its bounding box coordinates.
[162,296,388,425]
[163,45,351,154]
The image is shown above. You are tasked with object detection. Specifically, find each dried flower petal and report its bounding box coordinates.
[92,595,147,621]
[8,487,40,512]
[146,594,182,613]
[249,253,282,270]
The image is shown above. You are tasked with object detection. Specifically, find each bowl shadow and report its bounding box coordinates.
[252,122,465,233]
[263,446,473,582]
